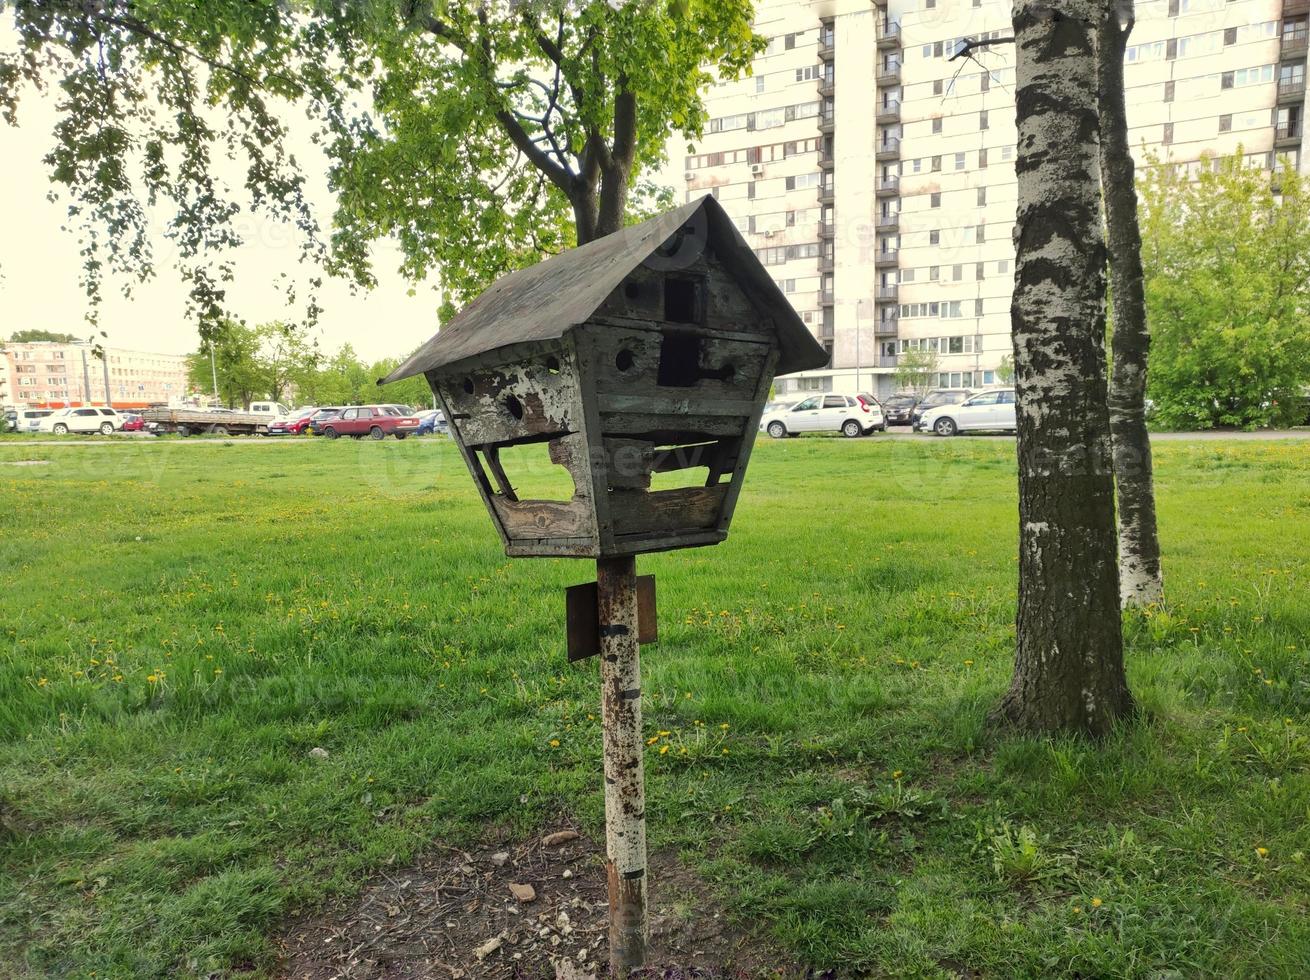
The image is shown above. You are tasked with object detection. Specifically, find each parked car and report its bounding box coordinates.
[416,410,447,436]
[882,394,920,426]
[760,393,885,439]
[8,408,54,433]
[267,407,318,436]
[918,387,1017,436]
[307,407,345,436]
[910,389,974,431]
[37,407,122,435]
[119,413,147,432]
[248,401,291,417]
[761,399,796,416]
[319,405,421,440]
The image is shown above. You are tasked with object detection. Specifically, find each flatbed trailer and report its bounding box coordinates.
[140,408,274,437]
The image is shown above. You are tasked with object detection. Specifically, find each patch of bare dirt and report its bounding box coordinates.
[277,824,824,980]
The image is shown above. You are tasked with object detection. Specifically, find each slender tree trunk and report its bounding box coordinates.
[1097,1,1164,607]
[993,0,1134,737]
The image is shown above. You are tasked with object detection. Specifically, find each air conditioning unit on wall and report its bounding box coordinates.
[750,163,765,175]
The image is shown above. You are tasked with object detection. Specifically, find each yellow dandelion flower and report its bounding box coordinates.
[37,677,48,688]
[146,674,158,683]
[1256,846,1269,858]
[1091,897,1103,908]
[719,723,730,730]
[660,745,669,755]
[549,739,560,747]
[646,736,659,745]
[893,770,903,779]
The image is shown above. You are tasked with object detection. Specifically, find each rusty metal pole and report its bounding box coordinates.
[596,555,648,975]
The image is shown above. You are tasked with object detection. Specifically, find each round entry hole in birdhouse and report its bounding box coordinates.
[504,394,524,420]
[615,349,635,372]
[545,356,561,374]
[463,377,475,394]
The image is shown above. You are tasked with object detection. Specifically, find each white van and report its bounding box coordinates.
[248,402,291,417]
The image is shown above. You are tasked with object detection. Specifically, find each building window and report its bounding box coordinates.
[1164,80,1175,102]
[976,223,985,242]
[977,186,987,206]
[785,32,797,50]
[1001,145,1013,161]
[931,155,942,172]
[976,262,985,280]
[1219,114,1232,132]
[1221,71,1234,89]
[756,76,765,93]
[979,147,989,168]
[975,299,984,316]
[997,259,1010,274]
[926,0,936,7]
[929,230,940,245]
[932,117,943,134]
[902,268,916,283]
[979,109,989,130]
[981,72,990,93]
[929,265,940,281]
[1166,37,1177,60]
[1224,27,1237,45]
[930,191,942,208]
[1168,0,1178,14]
[955,152,966,170]
[952,264,963,281]
[1162,122,1174,145]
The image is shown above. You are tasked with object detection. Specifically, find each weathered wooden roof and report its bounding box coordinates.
[381,195,829,384]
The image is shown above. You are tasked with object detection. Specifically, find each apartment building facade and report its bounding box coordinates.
[0,340,191,409]
[682,0,1309,397]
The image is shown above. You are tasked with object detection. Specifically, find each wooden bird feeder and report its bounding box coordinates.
[383,195,827,974]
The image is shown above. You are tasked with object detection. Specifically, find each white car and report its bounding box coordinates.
[919,388,1017,436]
[38,407,123,435]
[760,393,885,439]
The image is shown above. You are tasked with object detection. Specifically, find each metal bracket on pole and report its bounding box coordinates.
[565,575,657,663]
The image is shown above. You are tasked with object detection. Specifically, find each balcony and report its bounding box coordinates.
[819,151,835,170]
[818,221,835,238]
[873,0,887,8]
[874,250,899,269]
[1284,33,1309,59]
[820,288,835,304]
[876,317,899,335]
[1285,0,1308,14]
[875,137,901,161]
[876,176,900,197]
[877,22,901,49]
[876,100,901,125]
[878,354,899,368]
[819,253,835,273]
[818,181,835,204]
[818,110,835,134]
[1279,79,1307,103]
[818,76,835,97]
[876,285,899,302]
[1275,123,1303,147]
[877,61,901,86]
[876,214,899,232]
[818,33,835,60]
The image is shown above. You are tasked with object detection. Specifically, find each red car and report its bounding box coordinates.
[119,413,147,432]
[268,408,317,436]
[320,405,420,440]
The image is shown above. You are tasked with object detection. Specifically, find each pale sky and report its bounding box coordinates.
[0,43,443,363]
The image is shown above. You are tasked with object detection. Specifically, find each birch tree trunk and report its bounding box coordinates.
[1097,0,1164,607]
[993,0,1134,736]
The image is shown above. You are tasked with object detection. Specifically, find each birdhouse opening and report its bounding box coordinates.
[657,332,701,387]
[662,276,702,324]
[473,439,581,502]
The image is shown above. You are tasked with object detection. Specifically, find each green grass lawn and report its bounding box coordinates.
[2,434,1309,978]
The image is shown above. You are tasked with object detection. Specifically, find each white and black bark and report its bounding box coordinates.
[1097,0,1163,607]
[994,0,1134,736]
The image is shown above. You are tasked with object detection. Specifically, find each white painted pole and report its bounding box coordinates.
[596,555,648,975]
